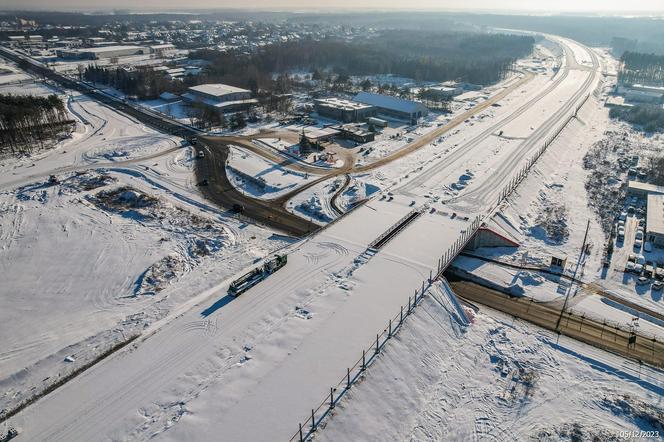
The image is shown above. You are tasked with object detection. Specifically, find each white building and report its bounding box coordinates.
[353,92,428,124]
[183,83,257,112]
[647,194,664,247]
[56,45,148,60]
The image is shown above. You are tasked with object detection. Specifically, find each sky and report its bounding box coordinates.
[1,0,664,13]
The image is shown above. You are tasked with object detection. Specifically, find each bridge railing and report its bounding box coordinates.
[289,212,483,442]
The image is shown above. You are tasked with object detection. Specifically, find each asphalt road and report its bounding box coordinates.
[195,137,319,237]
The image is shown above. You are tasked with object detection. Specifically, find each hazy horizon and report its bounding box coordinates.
[1,0,664,15]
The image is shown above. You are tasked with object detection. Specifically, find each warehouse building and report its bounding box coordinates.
[627,181,664,198]
[353,92,428,124]
[56,45,148,60]
[183,83,257,112]
[314,97,375,123]
[647,194,664,247]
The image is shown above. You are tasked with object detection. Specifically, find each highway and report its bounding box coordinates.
[2,33,607,442]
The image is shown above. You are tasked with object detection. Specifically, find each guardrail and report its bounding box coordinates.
[289,212,483,442]
[493,94,590,211]
[368,208,423,250]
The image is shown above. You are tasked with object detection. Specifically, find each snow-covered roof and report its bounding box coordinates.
[647,194,664,236]
[628,180,664,195]
[353,92,428,114]
[188,83,250,98]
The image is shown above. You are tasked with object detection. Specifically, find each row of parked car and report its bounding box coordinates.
[616,208,653,252]
[625,254,664,290]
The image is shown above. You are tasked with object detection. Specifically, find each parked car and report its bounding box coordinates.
[634,263,644,274]
[637,276,649,285]
[619,212,627,221]
[636,255,646,265]
[656,268,664,281]
[653,281,664,291]
[625,261,636,273]
[628,253,636,262]
[636,230,644,241]
[644,242,653,253]
[645,264,655,277]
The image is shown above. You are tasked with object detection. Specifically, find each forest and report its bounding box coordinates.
[191,31,535,91]
[618,52,664,87]
[609,105,664,133]
[0,94,73,155]
[82,65,189,100]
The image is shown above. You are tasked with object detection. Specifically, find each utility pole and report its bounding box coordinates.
[555,219,590,331]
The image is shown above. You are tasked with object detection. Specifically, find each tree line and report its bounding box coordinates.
[82,65,190,100]
[618,52,664,86]
[609,105,664,133]
[191,31,534,91]
[0,94,73,155]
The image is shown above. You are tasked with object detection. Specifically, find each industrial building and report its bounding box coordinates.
[647,194,664,247]
[627,181,664,198]
[334,124,375,143]
[56,45,148,60]
[314,97,375,123]
[617,84,664,104]
[183,83,257,112]
[353,92,428,124]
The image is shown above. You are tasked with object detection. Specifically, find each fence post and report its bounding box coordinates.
[400,305,403,325]
[347,368,351,389]
[299,423,303,442]
[311,409,316,433]
[362,349,366,371]
[376,334,380,354]
[330,387,335,409]
[408,296,412,313]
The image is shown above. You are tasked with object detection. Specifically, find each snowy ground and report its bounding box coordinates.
[226,146,316,200]
[4,35,655,442]
[0,168,293,418]
[285,177,340,225]
[0,75,294,423]
[465,46,664,319]
[451,255,664,339]
[317,294,664,441]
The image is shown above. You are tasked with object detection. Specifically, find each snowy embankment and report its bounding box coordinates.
[226,146,315,200]
[318,294,664,441]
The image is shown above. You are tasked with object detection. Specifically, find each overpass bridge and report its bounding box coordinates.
[4,35,603,441]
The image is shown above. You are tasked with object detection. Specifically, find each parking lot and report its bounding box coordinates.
[610,194,664,295]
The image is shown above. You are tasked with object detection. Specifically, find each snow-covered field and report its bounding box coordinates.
[226,146,315,200]
[4,35,662,442]
[0,80,294,422]
[318,294,664,441]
